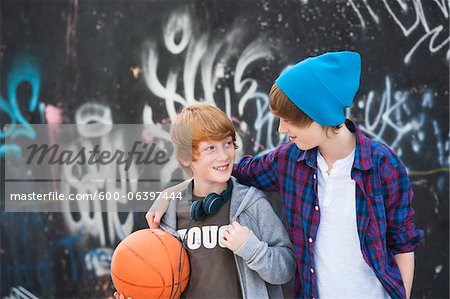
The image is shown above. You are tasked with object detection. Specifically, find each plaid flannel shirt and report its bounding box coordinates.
[233,119,424,299]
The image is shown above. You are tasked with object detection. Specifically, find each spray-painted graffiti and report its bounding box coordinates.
[348,0,449,63]
[2,286,39,299]
[0,57,44,158]
[60,103,135,247]
[142,10,282,156]
[1,1,448,298]
[353,75,449,168]
[85,248,113,277]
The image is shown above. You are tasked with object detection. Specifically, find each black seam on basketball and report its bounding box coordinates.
[112,230,188,297]
[150,230,177,298]
[121,242,164,283]
[111,272,166,289]
[113,230,166,294]
[112,271,189,289]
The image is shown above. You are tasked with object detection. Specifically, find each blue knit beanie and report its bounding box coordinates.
[275,51,361,126]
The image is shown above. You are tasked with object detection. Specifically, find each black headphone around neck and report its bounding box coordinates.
[189,180,233,221]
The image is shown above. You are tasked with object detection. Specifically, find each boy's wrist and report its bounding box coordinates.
[233,232,261,261]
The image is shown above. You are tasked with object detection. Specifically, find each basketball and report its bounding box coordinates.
[111,229,190,299]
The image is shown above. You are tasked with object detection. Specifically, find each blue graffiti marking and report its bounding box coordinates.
[1,56,43,158]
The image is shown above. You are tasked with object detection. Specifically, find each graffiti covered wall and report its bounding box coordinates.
[1,0,448,298]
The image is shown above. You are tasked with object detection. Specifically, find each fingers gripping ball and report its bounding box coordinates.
[111,229,190,299]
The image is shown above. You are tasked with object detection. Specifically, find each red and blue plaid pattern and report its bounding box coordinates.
[233,119,424,299]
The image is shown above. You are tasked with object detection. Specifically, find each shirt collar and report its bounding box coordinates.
[346,119,373,171]
[297,145,318,169]
[296,119,373,171]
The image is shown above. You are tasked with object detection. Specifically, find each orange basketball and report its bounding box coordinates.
[111,229,190,299]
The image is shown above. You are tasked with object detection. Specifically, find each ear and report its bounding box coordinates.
[179,159,191,168]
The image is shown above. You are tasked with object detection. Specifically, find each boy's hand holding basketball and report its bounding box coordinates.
[221,221,251,252]
[113,292,131,299]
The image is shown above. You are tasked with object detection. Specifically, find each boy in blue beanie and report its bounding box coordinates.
[147,51,423,299]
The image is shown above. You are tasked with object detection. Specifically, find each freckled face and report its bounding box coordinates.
[190,136,235,188]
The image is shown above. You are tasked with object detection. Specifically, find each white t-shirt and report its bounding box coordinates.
[313,149,390,299]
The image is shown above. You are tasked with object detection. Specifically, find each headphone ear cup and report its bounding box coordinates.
[202,193,224,215]
[190,200,206,221]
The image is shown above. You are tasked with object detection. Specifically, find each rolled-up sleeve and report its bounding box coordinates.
[381,154,424,254]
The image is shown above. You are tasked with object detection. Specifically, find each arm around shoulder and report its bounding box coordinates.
[145,179,191,228]
[232,144,290,192]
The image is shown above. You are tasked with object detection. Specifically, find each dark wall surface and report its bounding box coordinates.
[1,0,449,298]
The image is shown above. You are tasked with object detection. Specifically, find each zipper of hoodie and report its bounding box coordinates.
[230,185,256,299]
[231,212,247,299]
[234,249,247,299]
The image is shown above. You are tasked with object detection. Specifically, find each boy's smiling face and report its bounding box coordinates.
[190,136,235,189]
[278,118,326,150]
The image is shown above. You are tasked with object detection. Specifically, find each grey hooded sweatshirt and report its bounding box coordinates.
[159,176,296,299]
